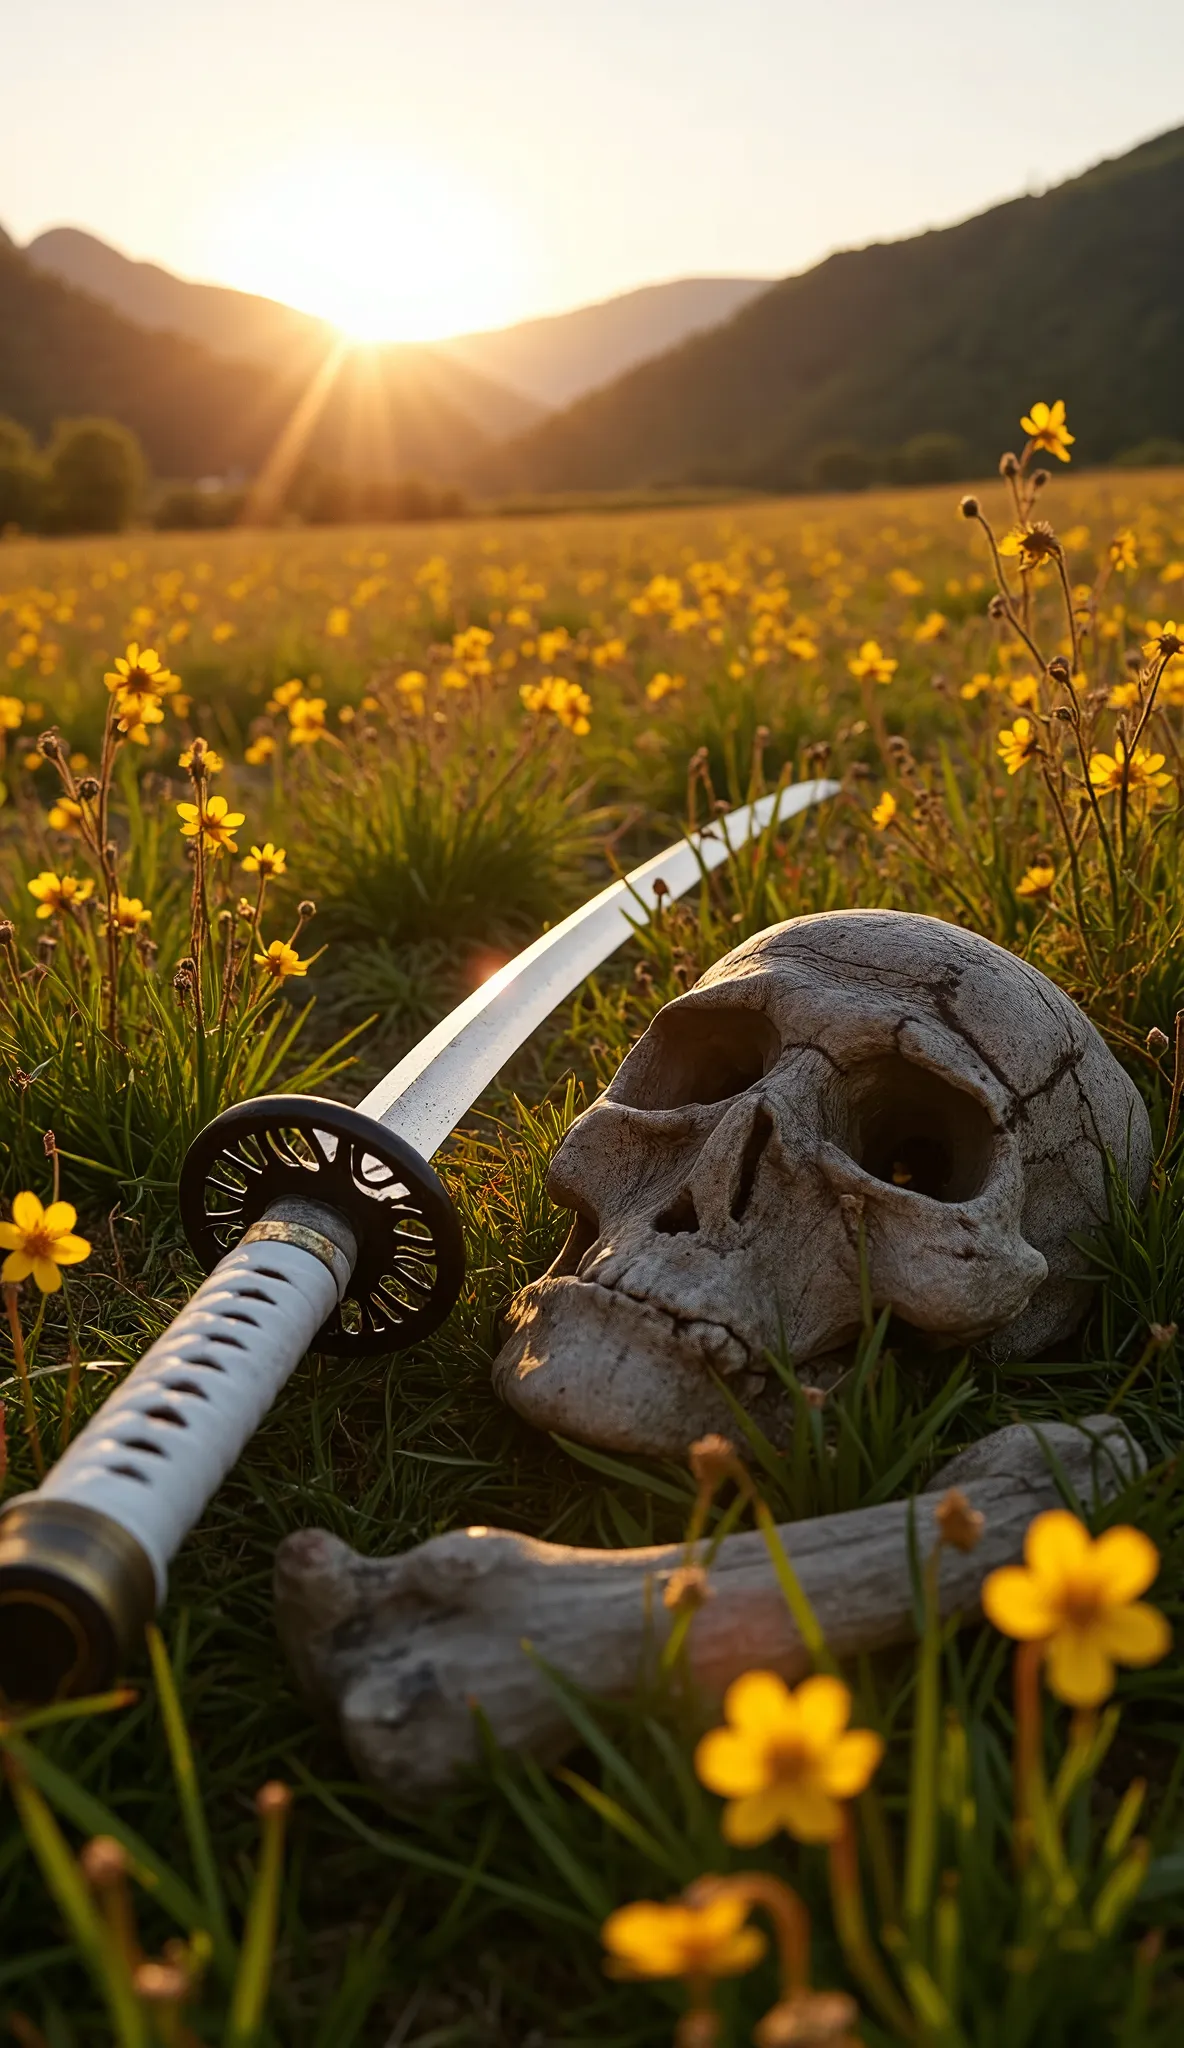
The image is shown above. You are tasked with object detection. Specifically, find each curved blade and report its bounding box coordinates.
[357,779,840,1159]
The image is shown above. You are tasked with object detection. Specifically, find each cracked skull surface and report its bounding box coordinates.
[493,909,1152,1455]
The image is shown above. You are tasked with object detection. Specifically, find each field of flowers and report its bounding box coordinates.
[1,416,1184,2045]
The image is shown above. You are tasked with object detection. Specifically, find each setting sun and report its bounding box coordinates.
[198,147,529,342]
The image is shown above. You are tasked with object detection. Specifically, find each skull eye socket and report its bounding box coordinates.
[843,1054,996,1202]
[618,1005,780,1110]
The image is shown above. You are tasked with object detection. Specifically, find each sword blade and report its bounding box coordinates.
[357,779,839,1158]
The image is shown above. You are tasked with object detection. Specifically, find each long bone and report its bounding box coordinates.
[275,1416,1141,1803]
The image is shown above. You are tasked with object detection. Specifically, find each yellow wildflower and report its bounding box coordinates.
[999,523,1061,569]
[242,843,287,878]
[441,665,470,690]
[959,672,992,700]
[1143,619,1182,659]
[179,744,224,775]
[113,686,165,744]
[176,794,245,854]
[104,642,178,696]
[1016,864,1055,900]
[397,671,427,714]
[889,567,923,596]
[1088,741,1171,797]
[1008,673,1040,708]
[254,939,309,982]
[913,610,946,643]
[847,640,897,684]
[325,607,351,637]
[47,797,85,834]
[983,1509,1170,1706]
[452,625,494,674]
[266,679,304,713]
[786,635,819,660]
[997,718,1040,775]
[1109,530,1138,573]
[520,675,592,735]
[108,895,153,934]
[0,695,23,730]
[245,735,276,765]
[1108,681,1141,710]
[1020,399,1074,462]
[602,1893,764,1982]
[646,671,685,702]
[287,696,327,745]
[27,871,94,918]
[592,637,626,668]
[871,791,897,830]
[695,1671,883,1845]
[0,1190,91,1294]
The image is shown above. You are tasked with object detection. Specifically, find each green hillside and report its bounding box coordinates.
[485,126,1184,492]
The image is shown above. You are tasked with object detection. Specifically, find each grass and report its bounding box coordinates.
[1,446,1184,2042]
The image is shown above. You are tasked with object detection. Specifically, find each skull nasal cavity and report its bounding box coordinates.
[621,1005,780,1110]
[845,1054,995,1203]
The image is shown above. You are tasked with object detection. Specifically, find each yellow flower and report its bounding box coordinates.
[983,1509,1170,1706]
[913,610,946,643]
[179,744,225,775]
[177,794,245,854]
[104,642,178,696]
[1108,681,1140,710]
[847,640,897,684]
[1143,619,1182,659]
[1109,530,1138,573]
[242,842,287,878]
[997,717,1040,775]
[441,664,470,691]
[245,735,276,765]
[1008,673,1040,708]
[211,621,236,643]
[108,895,152,934]
[520,675,593,735]
[0,1190,91,1294]
[47,797,85,834]
[27,871,94,919]
[646,671,685,702]
[1016,863,1055,899]
[695,1671,883,1845]
[602,1893,764,1982]
[592,637,626,668]
[254,939,309,982]
[999,523,1061,569]
[786,635,819,660]
[452,625,494,674]
[397,670,427,715]
[1020,399,1074,462]
[287,696,327,744]
[889,567,923,596]
[0,695,24,730]
[871,791,897,830]
[325,607,351,638]
[113,686,165,744]
[1088,740,1171,797]
[959,673,992,701]
[266,679,304,713]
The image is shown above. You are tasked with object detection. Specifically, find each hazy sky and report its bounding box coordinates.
[3,0,1183,340]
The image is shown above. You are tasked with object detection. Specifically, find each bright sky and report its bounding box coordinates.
[3,0,1183,341]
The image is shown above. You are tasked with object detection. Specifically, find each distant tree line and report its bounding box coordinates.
[156,464,468,531]
[795,429,1184,494]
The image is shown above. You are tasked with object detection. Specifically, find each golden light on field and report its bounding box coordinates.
[202,146,528,342]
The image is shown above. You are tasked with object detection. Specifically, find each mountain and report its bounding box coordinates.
[439,277,769,408]
[22,227,543,447]
[0,237,545,484]
[484,126,1184,493]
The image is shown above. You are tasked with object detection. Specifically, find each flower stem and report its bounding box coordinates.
[4,1283,45,1479]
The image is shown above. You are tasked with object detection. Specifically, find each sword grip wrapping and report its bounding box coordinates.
[0,1236,339,1703]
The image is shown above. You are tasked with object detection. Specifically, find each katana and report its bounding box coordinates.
[0,780,837,1704]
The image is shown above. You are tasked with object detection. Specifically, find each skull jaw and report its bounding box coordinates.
[493,1276,796,1457]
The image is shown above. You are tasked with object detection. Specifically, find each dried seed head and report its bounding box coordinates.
[297,899,316,921]
[662,1563,713,1614]
[1046,656,1072,685]
[37,730,62,760]
[988,594,1008,620]
[801,1384,828,1410]
[1125,649,1146,673]
[934,1487,986,1553]
[1053,705,1074,722]
[77,776,100,802]
[999,452,1020,478]
[1150,1322,1178,1348]
[36,934,57,964]
[754,1990,860,2047]
[80,1835,130,1888]
[959,494,980,519]
[1147,1026,1170,1058]
[1031,468,1051,491]
[133,1960,189,2005]
[688,1434,739,1485]
[255,1779,293,1820]
[0,920,16,951]
[652,877,669,900]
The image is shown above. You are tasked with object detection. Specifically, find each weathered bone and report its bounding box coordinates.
[494,911,1152,1457]
[276,1416,1142,1803]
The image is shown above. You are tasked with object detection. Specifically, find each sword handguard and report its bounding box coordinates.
[179,1094,465,1355]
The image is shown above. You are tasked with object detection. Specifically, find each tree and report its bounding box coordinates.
[44,416,144,533]
[888,432,969,486]
[0,416,45,531]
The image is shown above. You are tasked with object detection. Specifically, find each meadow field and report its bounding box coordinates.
[2,438,1184,2044]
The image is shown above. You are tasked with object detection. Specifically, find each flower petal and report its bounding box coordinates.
[1,1250,33,1283]
[1044,1626,1114,1708]
[1095,1601,1171,1668]
[0,1223,21,1249]
[1025,1509,1091,1587]
[30,1257,63,1294]
[41,1201,78,1236]
[775,1779,845,1844]
[823,1728,885,1798]
[981,1565,1057,1640]
[794,1674,853,1743]
[51,1234,91,1266]
[1091,1526,1160,1603]
[695,1726,767,1797]
[11,1190,43,1231]
[721,1790,784,1847]
[722,1669,794,1736]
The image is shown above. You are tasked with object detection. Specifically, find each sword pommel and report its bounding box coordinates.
[0,1498,155,1705]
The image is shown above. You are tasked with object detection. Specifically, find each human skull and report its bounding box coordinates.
[493,909,1152,1456]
